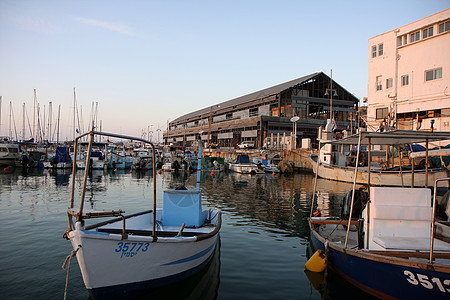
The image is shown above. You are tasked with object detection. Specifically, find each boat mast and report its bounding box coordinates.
[57,104,61,144]
[9,101,12,140]
[0,96,2,137]
[22,103,25,141]
[48,102,52,143]
[73,88,76,141]
[33,89,36,142]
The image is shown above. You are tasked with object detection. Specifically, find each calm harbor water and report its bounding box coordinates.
[0,168,375,299]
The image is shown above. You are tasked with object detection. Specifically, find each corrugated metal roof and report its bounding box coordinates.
[172,72,322,123]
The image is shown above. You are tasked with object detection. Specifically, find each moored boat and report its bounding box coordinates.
[307,130,450,299]
[228,154,264,175]
[43,146,73,169]
[63,131,221,298]
[0,140,20,167]
[309,125,449,187]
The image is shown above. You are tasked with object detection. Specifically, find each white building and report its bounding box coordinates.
[367,8,450,134]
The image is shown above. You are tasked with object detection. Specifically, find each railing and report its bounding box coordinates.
[67,131,157,240]
[430,177,450,263]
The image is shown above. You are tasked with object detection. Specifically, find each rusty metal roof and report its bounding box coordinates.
[171,72,322,123]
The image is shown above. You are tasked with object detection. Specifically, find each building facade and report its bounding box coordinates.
[165,72,359,149]
[367,8,450,133]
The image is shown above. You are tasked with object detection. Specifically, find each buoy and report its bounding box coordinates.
[210,171,214,177]
[48,169,52,173]
[305,249,326,272]
[158,170,162,174]
[4,167,9,171]
[129,170,133,173]
[313,210,321,217]
[272,172,275,177]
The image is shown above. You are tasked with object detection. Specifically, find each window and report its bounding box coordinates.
[401,75,409,86]
[439,20,450,33]
[410,31,420,43]
[397,37,402,47]
[423,26,434,39]
[376,76,382,91]
[386,78,393,89]
[376,107,388,120]
[372,45,377,58]
[425,68,442,81]
[378,43,383,56]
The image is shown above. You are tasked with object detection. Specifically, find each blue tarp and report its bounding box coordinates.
[55,146,72,163]
[90,151,104,160]
[406,144,426,152]
[236,155,250,164]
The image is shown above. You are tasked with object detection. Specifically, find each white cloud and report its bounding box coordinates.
[74,16,135,36]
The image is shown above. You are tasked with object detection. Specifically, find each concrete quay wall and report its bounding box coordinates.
[202,148,316,173]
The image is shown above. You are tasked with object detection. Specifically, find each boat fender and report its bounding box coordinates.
[305,249,326,272]
[334,132,343,140]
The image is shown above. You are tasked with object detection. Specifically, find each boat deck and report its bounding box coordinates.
[85,210,219,236]
[314,222,359,249]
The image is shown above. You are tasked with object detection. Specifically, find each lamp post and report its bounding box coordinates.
[207,105,220,150]
[325,69,338,121]
[290,116,299,150]
[156,128,161,144]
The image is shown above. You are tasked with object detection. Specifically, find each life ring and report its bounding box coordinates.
[334,132,343,140]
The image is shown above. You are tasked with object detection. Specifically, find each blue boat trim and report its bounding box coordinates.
[162,242,215,266]
[82,230,110,236]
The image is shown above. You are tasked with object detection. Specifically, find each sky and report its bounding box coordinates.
[0,0,448,142]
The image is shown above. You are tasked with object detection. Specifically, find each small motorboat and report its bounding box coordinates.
[63,131,221,298]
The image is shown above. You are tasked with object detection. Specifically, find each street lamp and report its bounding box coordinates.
[325,69,338,120]
[290,116,299,149]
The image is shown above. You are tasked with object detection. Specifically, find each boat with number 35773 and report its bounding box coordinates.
[62,131,221,299]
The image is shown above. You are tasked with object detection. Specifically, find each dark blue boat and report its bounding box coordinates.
[307,130,450,299]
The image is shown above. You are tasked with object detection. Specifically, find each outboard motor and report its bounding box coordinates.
[340,188,369,220]
[436,190,450,221]
[340,188,369,249]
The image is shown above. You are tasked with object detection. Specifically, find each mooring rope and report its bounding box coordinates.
[62,245,81,300]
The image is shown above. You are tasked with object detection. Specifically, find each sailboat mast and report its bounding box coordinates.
[48,102,52,143]
[73,88,76,141]
[57,104,61,144]
[0,96,2,137]
[22,103,25,141]
[9,101,12,140]
[33,89,36,141]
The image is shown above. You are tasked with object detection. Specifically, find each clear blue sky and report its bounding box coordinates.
[0,0,448,141]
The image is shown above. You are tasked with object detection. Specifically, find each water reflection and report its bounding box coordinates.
[0,167,373,299]
[50,169,71,186]
[195,172,363,243]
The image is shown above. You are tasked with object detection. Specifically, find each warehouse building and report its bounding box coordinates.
[165,72,360,149]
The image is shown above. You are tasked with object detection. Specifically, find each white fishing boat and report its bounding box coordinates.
[0,140,20,167]
[76,150,107,170]
[43,146,73,169]
[309,122,449,186]
[306,130,450,299]
[132,148,154,171]
[228,154,264,174]
[63,131,221,298]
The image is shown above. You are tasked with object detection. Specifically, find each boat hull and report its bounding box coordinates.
[228,163,263,174]
[309,155,449,187]
[310,225,450,299]
[89,240,219,299]
[68,208,220,294]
